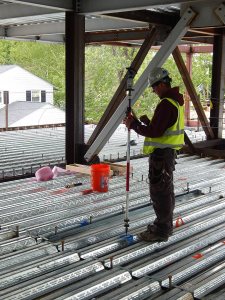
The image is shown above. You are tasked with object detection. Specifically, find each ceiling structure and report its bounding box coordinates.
[0,0,224,45]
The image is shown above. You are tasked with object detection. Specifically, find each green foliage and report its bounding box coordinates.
[0,40,212,122]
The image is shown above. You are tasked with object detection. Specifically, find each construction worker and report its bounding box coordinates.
[124,67,184,242]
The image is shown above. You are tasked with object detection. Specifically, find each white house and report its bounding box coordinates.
[0,65,65,128]
[0,65,54,108]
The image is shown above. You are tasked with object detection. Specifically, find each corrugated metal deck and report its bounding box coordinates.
[0,153,225,299]
[0,125,205,180]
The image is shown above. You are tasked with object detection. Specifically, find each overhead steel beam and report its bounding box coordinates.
[1,0,73,11]
[4,18,147,38]
[5,22,65,37]
[181,0,225,28]
[85,28,152,44]
[106,10,180,27]
[0,35,65,43]
[84,7,196,161]
[78,0,202,15]
[152,45,213,53]
[0,5,57,19]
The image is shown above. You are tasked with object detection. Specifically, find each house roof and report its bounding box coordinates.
[0,65,16,74]
[0,101,65,127]
[0,64,54,87]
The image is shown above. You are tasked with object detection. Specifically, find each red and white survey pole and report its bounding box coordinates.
[124,67,136,235]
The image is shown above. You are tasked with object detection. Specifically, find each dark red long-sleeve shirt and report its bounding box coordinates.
[131,87,184,138]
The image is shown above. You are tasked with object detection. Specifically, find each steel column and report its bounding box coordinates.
[185,50,192,125]
[210,33,225,138]
[65,12,86,164]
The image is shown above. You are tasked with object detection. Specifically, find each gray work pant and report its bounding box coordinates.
[148,148,176,237]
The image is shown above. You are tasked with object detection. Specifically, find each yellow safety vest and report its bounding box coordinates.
[143,98,184,155]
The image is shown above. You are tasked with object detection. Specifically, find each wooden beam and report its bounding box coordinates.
[87,26,157,146]
[172,46,215,139]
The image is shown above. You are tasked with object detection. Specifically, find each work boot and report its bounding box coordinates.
[147,224,173,237]
[138,230,168,242]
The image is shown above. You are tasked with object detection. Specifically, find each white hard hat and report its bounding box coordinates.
[148,67,170,87]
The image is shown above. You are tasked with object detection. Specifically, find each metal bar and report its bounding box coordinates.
[172,46,214,139]
[131,225,225,278]
[0,237,36,255]
[162,243,225,288]
[2,0,73,11]
[57,270,132,300]
[65,12,85,164]
[193,267,225,298]
[0,243,57,271]
[0,252,80,290]
[78,0,203,15]
[210,34,225,138]
[4,261,104,300]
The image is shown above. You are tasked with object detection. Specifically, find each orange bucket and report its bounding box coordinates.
[91,164,110,192]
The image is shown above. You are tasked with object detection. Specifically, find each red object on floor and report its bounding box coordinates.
[192,253,203,259]
[91,164,110,192]
[175,216,185,227]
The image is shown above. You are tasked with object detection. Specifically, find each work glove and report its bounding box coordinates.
[123,115,141,129]
[123,115,136,129]
[140,114,150,125]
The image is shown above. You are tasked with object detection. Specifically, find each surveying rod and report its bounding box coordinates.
[124,67,136,235]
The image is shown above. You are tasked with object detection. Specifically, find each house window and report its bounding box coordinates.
[26,90,46,102]
[32,90,40,102]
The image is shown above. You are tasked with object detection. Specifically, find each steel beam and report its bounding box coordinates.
[181,0,225,28]
[172,46,215,139]
[84,7,196,161]
[4,18,147,38]
[5,22,65,37]
[65,12,85,164]
[1,0,73,11]
[210,33,225,138]
[0,5,56,19]
[215,3,225,25]
[85,28,153,44]
[106,10,180,27]
[78,0,202,15]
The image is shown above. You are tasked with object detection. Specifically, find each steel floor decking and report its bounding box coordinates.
[0,154,225,299]
[0,125,205,180]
